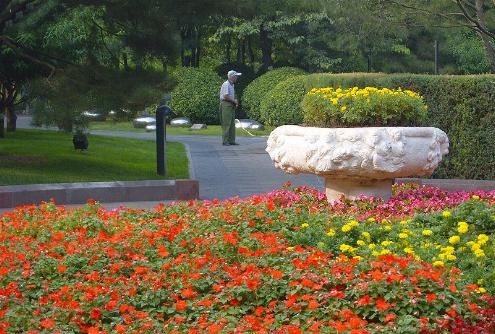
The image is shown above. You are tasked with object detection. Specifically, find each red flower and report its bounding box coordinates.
[181,287,195,299]
[57,264,67,273]
[384,313,396,323]
[41,318,55,329]
[176,300,187,311]
[375,298,393,311]
[90,308,101,320]
[356,295,371,306]
[426,293,437,302]
[157,245,169,257]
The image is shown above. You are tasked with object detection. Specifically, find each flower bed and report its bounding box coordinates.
[302,87,427,127]
[0,184,494,333]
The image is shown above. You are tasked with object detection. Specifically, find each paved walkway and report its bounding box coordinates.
[14,116,323,202]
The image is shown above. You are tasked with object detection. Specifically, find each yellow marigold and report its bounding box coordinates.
[477,287,486,293]
[442,211,451,218]
[380,249,391,255]
[474,249,485,257]
[422,230,433,236]
[472,195,480,200]
[301,223,309,228]
[457,222,469,234]
[404,247,414,254]
[384,226,392,231]
[478,234,489,245]
[341,224,353,233]
[367,218,376,223]
[287,246,295,251]
[368,243,376,249]
[340,244,351,252]
[361,231,371,241]
[399,233,408,239]
[433,261,444,267]
[326,229,336,237]
[349,220,359,227]
[449,235,460,245]
[357,240,365,246]
[381,240,393,247]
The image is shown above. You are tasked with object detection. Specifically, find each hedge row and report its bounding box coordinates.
[242,67,306,121]
[261,73,495,180]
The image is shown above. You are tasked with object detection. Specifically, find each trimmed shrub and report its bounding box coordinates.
[243,67,306,121]
[302,86,427,127]
[264,73,495,179]
[171,67,223,124]
[259,75,309,126]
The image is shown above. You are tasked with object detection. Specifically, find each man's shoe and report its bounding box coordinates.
[230,142,239,145]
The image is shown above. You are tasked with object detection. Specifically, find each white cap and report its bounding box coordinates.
[228,70,242,77]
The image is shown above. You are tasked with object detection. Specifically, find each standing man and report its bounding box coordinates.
[219,70,241,146]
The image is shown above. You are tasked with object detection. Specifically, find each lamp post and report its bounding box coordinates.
[434,40,439,75]
[156,96,171,176]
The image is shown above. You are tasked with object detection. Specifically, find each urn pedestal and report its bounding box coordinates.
[266,125,449,202]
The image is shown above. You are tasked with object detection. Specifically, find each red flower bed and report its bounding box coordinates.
[0,185,494,333]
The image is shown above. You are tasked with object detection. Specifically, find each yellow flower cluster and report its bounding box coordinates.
[342,220,359,233]
[458,222,469,234]
[307,86,424,109]
[467,234,490,257]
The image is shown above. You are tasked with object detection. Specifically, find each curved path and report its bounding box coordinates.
[16,116,323,200]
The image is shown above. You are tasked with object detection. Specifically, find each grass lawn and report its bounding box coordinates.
[89,120,275,137]
[0,129,189,185]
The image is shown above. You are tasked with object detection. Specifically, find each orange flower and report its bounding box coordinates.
[176,300,187,311]
[426,293,437,302]
[57,264,67,273]
[41,318,55,329]
[375,298,392,311]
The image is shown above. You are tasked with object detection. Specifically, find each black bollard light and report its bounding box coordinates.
[156,98,172,176]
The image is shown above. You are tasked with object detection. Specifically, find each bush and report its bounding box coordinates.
[242,67,306,121]
[171,67,223,124]
[258,75,309,126]
[302,86,428,127]
[264,73,495,179]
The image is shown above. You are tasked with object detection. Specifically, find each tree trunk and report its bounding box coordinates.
[193,26,201,67]
[6,104,16,132]
[0,105,4,138]
[237,39,246,65]
[260,25,273,70]
[225,35,232,63]
[475,0,495,72]
[247,37,255,69]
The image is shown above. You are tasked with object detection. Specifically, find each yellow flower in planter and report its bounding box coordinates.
[449,235,460,245]
[300,223,309,228]
[478,234,489,245]
[433,261,444,267]
[422,230,433,236]
[457,222,469,234]
[326,229,336,237]
[442,211,451,218]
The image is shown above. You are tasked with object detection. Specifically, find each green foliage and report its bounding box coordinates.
[264,72,495,179]
[31,66,173,131]
[242,67,306,121]
[258,75,309,126]
[302,86,427,127]
[170,67,223,124]
[215,62,256,95]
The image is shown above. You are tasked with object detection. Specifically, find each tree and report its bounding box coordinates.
[386,0,495,72]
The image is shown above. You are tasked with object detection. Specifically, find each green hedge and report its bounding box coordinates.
[263,73,495,180]
[242,67,306,121]
[259,75,308,126]
[171,67,223,124]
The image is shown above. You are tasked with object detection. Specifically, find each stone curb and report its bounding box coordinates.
[395,178,495,192]
[0,179,199,208]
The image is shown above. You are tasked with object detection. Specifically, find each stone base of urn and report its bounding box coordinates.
[266,125,450,203]
[325,178,394,201]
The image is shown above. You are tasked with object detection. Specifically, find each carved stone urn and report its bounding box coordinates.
[266,125,449,202]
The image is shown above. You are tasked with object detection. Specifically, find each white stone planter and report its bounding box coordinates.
[266,125,449,201]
